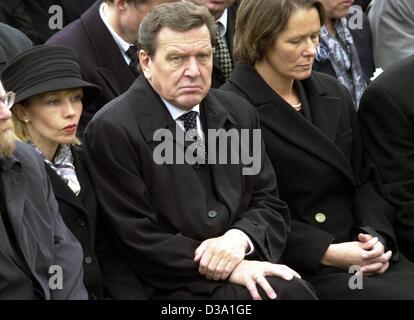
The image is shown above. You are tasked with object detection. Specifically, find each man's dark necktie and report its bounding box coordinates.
[178,111,207,163]
[214,24,234,80]
[126,45,139,78]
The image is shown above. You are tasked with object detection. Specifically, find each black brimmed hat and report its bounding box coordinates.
[1,44,101,105]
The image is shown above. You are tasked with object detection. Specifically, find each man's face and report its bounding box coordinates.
[191,0,235,19]
[120,0,178,44]
[0,82,16,158]
[140,25,213,110]
[319,0,354,18]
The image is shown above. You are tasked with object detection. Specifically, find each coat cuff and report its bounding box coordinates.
[230,229,255,256]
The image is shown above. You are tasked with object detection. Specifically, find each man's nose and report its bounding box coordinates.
[0,101,12,121]
[184,57,201,78]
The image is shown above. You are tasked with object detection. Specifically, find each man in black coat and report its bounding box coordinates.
[359,54,414,262]
[83,2,316,300]
[0,81,87,299]
[191,0,238,88]
[47,0,177,132]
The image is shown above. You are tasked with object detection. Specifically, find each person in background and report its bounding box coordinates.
[0,80,87,300]
[47,0,178,133]
[222,0,414,299]
[2,44,145,300]
[0,0,42,44]
[359,54,414,262]
[313,0,374,108]
[190,0,238,88]
[368,0,414,69]
[19,0,97,44]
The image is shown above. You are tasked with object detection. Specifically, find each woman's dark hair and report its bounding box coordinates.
[234,0,325,64]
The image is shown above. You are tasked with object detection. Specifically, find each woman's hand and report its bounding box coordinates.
[321,234,392,275]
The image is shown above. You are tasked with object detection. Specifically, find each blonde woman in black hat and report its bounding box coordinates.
[1,45,146,300]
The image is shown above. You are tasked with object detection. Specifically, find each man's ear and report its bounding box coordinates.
[114,0,128,12]
[139,50,152,80]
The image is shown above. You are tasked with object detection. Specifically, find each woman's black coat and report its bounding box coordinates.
[222,64,396,274]
[45,145,145,299]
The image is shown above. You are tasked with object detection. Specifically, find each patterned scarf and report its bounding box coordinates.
[317,18,367,109]
[28,142,81,196]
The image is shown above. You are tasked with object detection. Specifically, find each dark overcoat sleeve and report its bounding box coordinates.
[339,83,397,253]
[74,147,146,299]
[359,82,414,259]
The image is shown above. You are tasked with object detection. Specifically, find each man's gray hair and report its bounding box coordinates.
[138,1,217,56]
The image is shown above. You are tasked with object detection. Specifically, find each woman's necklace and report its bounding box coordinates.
[291,102,302,111]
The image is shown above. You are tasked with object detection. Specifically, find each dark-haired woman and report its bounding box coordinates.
[222,0,414,299]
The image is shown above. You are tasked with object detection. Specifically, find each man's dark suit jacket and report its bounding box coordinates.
[211,3,237,88]
[45,145,145,300]
[82,76,291,298]
[47,0,136,131]
[359,55,414,262]
[0,23,32,74]
[313,13,375,85]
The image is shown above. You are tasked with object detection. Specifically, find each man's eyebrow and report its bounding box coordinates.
[166,47,213,55]
[166,50,184,55]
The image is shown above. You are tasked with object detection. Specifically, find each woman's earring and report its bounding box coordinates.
[24,119,29,123]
